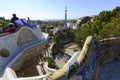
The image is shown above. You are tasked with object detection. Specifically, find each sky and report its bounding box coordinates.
[0,0,120,20]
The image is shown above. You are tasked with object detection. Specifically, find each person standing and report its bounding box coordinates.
[11,14,19,27]
[27,17,31,23]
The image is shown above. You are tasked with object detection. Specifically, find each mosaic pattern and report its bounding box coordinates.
[67,38,120,80]
[17,28,38,47]
[0,48,9,57]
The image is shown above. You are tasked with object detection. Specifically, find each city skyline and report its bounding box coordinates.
[0,0,120,20]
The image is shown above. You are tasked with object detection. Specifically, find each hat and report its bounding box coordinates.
[7,23,15,27]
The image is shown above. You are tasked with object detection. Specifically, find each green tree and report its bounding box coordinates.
[48,57,57,69]
[52,31,63,57]
[0,20,8,27]
[74,6,120,46]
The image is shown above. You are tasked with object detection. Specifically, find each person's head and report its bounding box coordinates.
[28,17,30,20]
[12,14,16,17]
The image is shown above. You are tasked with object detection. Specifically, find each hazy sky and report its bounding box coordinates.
[0,0,120,20]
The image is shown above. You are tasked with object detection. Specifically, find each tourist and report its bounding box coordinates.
[11,14,19,27]
[5,23,17,33]
[27,17,31,24]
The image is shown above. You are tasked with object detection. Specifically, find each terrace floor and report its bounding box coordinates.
[98,57,120,80]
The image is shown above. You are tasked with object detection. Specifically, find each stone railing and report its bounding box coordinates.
[51,36,96,80]
[0,27,48,80]
[2,67,48,80]
[2,35,120,80]
[97,37,120,58]
[51,36,120,80]
[0,27,48,75]
[93,37,120,80]
[63,51,80,68]
[7,40,46,70]
[1,39,47,80]
[45,62,57,73]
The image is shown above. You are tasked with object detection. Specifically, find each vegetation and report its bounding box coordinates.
[51,6,120,56]
[52,31,63,57]
[75,6,120,47]
[52,29,75,57]
[0,20,8,27]
[68,62,79,77]
[48,57,58,69]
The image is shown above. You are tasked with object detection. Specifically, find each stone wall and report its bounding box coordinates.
[74,36,97,80]
[97,38,120,59]
[10,41,46,70]
[0,27,47,76]
[51,37,120,80]
[1,35,120,80]
[17,28,38,47]
[93,38,120,80]
[52,36,97,80]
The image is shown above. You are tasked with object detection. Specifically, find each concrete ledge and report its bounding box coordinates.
[16,75,48,80]
[51,36,95,80]
[2,68,17,80]
[52,66,68,80]
[2,35,120,80]
[45,62,57,73]
[64,51,80,67]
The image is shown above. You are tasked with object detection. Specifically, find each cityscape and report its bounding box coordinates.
[0,0,120,80]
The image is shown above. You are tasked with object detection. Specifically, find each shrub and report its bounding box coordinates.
[48,57,57,69]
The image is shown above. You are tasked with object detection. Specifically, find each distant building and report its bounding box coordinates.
[67,22,75,29]
[80,16,92,25]
[0,17,5,20]
[74,16,93,28]
[53,26,62,35]
[63,7,68,29]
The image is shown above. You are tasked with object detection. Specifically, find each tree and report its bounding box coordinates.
[48,57,58,69]
[74,6,120,46]
[52,31,63,57]
[0,20,8,27]
[64,29,75,43]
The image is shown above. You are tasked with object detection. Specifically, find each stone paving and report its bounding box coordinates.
[63,42,80,56]
[55,56,66,68]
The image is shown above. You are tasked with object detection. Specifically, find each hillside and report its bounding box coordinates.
[75,6,120,46]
